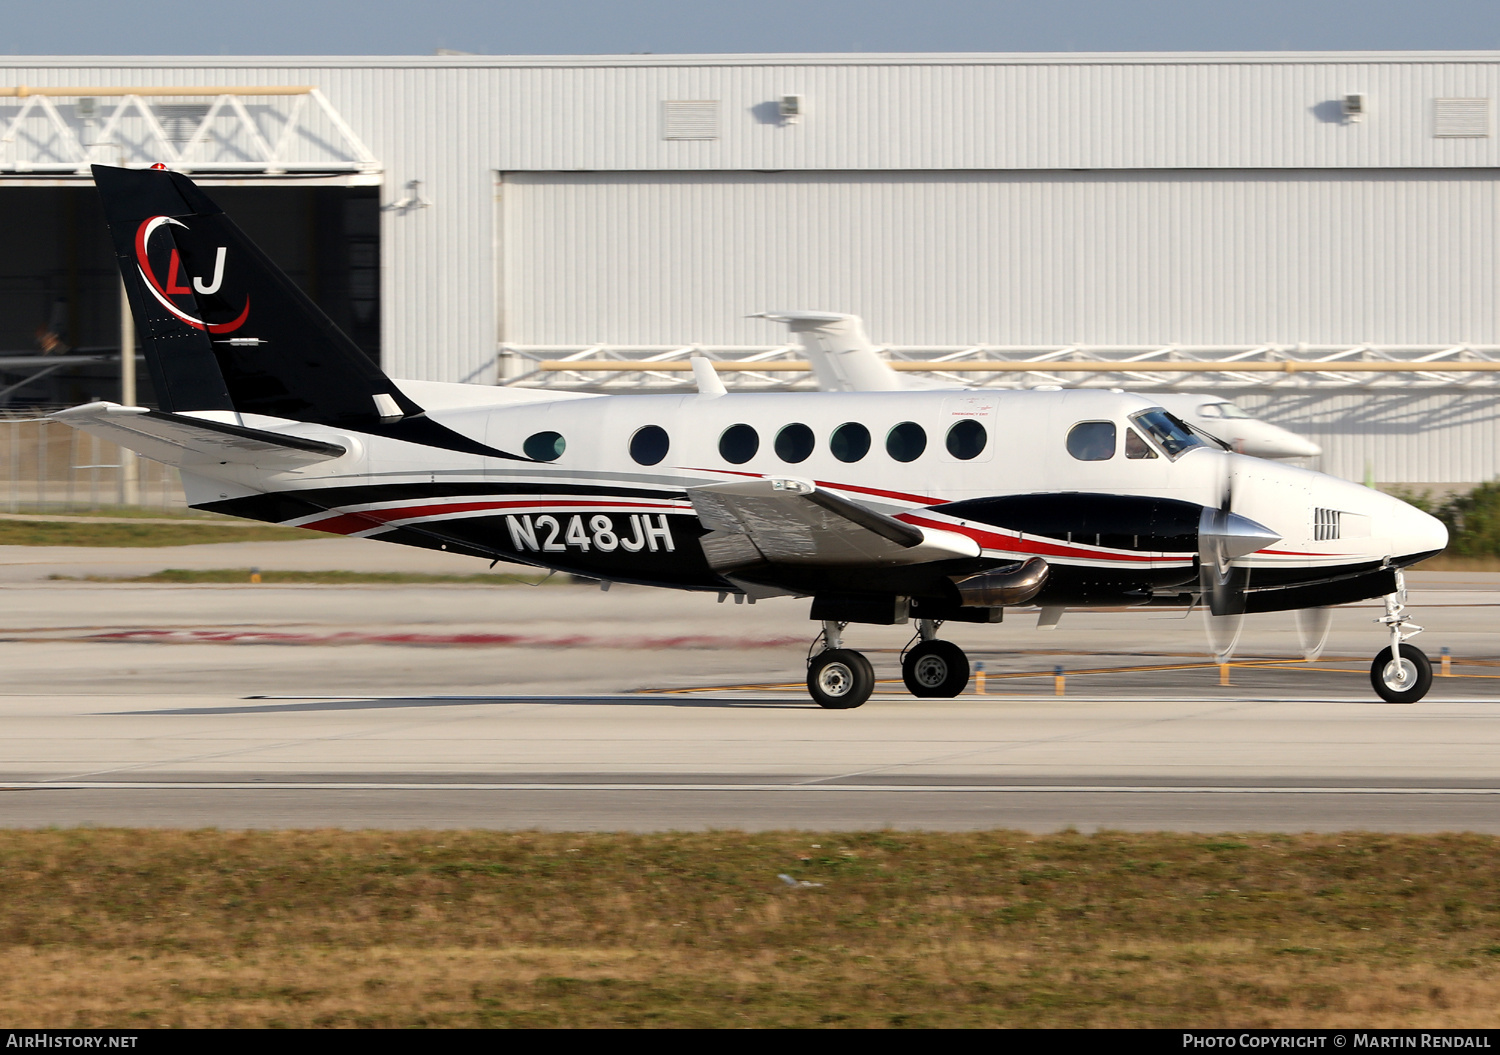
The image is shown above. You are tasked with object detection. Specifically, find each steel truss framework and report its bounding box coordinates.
[500,343,1500,393]
[0,86,380,181]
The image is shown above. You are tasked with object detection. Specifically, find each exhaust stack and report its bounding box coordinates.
[953,557,1049,607]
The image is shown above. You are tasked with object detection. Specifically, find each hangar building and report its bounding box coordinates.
[4,51,1500,491]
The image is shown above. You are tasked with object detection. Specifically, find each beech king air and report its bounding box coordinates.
[56,165,1447,709]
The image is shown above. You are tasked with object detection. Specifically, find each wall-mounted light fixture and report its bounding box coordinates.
[384,178,432,212]
[1342,93,1367,122]
[779,95,804,124]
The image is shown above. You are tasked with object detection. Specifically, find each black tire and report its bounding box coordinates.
[901,639,971,698]
[808,649,875,710]
[1370,645,1432,704]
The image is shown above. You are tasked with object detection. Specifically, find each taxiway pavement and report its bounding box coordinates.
[0,545,1495,831]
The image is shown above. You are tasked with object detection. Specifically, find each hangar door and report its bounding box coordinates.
[0,185,380,409]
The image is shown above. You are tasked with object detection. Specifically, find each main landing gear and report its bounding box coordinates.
[806,619,971,709]
[1370,573,1432,704]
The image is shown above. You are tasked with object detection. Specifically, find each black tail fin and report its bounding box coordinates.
[92,164,508,457]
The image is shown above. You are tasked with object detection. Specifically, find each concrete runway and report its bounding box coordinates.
[0,542,1497,831]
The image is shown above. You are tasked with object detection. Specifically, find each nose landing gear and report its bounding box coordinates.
[1371,573,1432,703]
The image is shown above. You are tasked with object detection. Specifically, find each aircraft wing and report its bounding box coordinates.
[50,402,346,470]
[688,476,978,571]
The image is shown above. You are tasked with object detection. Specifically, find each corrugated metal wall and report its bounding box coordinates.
[503,169,1500,347]
[10,53,1500,174]
[1237,391,1500,486]
[6,54,1500,483]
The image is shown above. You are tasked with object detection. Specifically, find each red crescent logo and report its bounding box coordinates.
[134,216,250,334]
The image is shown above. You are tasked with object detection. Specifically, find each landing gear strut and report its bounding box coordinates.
[901,619,971,698]
[806,621,875,709]
[1371,572,1432,704]
[805,618,976,708]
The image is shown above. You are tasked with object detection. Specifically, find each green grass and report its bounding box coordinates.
[1,829,1498,1028]
[51,568,548,585]
[0,519,320,547]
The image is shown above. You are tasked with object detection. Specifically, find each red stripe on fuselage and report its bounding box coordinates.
[688,471,1334,565]
[300,498,685,535]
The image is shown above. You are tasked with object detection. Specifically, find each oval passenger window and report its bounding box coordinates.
[886,421,927,463]
[775,423,815,463]
[1067,421,1116,461]
[718,423,759,465]
[945,419,987,460]
[523,431,566,462]
[829,422,871,463]
[629,425,670,466]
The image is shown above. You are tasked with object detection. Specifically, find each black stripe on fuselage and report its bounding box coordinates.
[932,492,1203,555]
[198,484,723,590]
[197,481,1414,607]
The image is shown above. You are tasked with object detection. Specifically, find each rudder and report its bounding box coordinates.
[93,164,511,458]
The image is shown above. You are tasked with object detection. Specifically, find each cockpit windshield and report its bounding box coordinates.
[1130,409,1209,460]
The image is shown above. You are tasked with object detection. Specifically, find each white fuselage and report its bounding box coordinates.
[177,385,1444,606]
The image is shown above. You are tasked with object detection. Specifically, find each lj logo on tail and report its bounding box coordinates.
[134,215,249,334]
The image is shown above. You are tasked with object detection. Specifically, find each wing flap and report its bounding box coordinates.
[50,402,346,470]
[688,476,978,571]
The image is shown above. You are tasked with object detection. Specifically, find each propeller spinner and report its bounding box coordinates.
[1198,470,1281,661]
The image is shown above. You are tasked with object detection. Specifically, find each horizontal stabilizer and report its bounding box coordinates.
[50,402,346,470]
[688,476,978,571]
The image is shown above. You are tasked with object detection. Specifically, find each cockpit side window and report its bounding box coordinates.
[1130,409,1208,460]
[1125,427,1158,459]
[1066,421,1116,461]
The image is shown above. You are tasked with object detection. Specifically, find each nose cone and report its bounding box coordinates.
[1241,423,1322,459]
[1386,492,1448,562]
[1270,428,1322,459]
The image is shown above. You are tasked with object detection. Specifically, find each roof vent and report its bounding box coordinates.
[662,100,719,140]
[1435,97,1491,137]
[156,103,210,142]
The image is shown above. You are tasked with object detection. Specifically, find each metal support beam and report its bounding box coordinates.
[119,276,137,505]
[0,86,379,179]
[504,343,1500,392]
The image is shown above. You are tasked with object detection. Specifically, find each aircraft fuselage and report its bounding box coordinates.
[182,385,1444,614]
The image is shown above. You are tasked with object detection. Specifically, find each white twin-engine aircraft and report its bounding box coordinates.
[57,165,1447,709]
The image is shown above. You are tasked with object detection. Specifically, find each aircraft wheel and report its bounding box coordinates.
[808,649,875,710]
[902,639,971,698]
[1370,645,1432,704]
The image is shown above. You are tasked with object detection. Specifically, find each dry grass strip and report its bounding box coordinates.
[0,829,1495,1028]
